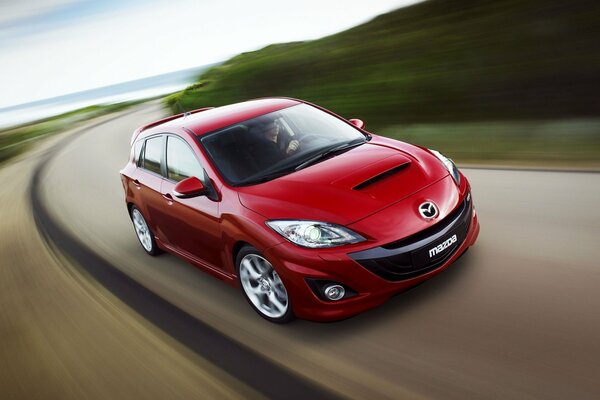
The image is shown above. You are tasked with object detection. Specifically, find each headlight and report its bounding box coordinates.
[430,149,460,185]
[266,220,365,248]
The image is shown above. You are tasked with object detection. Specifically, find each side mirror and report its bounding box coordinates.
[173,176,206,198]
[349,118,365,130]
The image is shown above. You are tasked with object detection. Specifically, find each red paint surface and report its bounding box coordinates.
[120,98,480,321]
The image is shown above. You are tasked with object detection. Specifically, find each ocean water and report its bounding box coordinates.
[0,65,212,128]
[0,84,186,128]
[0,84,187,128]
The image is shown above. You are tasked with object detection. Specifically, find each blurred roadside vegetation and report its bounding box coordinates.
[0,101,143,166]
[166,0,600,166]
[381,119,600,167]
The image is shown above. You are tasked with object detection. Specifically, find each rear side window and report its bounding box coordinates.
[142,136,164,175]
[166,136,205,182]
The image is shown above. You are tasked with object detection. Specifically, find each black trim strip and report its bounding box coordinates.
[460,166,600,174]
[29,112,340,400]
[348,196,471,282]
[350,196,470,261]
[353,162,410,190]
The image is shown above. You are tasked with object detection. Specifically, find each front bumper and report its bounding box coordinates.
[264,192,480,322]
[349,192,473,281]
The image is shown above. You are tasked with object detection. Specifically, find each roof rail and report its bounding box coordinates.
[130,107,213,144]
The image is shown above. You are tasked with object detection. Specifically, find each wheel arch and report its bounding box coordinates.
[126,202,135,218]
[231,240,252,270]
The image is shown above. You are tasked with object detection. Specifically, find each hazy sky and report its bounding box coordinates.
[0,0,422,108]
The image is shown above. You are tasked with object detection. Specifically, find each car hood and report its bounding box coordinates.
[237,137,450,225]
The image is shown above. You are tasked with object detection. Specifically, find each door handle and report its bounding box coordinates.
[132,179,141,189]
[162,193,173,201]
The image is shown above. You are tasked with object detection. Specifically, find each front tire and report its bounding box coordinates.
[130,206,161,256]
[236,246,294,323]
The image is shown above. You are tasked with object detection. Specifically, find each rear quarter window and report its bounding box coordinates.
[142,136,164,175]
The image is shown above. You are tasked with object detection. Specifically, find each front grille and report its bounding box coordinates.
[349,195,471,282]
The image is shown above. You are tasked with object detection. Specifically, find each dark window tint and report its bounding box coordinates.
[166,136,205,182]
[200,103,365,185]
[142,136,163,175]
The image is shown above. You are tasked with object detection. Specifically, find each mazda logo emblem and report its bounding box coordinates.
[419,201,438,219]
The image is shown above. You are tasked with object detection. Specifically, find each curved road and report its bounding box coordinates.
[7,102,600,398]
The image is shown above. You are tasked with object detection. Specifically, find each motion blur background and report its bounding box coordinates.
[1,0,599,167]
[1,1,600,399]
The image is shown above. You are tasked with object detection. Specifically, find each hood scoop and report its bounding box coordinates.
[237,144,447,226]
[353,161,411,190]
[330,154,413,191]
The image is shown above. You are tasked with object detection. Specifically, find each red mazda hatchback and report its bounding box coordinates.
[120,98,479,323]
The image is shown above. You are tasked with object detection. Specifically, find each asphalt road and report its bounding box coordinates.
[0,110,262,400]
[7,102,600,399]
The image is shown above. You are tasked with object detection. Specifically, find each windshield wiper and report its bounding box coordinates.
[236,138,367,186]
[294,139,367,171]
[237,167,296,186]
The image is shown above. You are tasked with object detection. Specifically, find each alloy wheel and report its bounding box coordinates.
[132,208,153,252]
[239,254,289,319]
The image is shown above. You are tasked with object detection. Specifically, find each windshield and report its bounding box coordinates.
[200,103,366,186]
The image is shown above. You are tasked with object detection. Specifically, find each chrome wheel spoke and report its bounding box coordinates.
[272,283,286,298]
[267,291,286,313]
[239,254,289,319]
[251,257,268,274]
[241,258,262,280]
[251,285,264,297]
[271,272,287,298]
[132,209,152,252]
[246,285,262,303]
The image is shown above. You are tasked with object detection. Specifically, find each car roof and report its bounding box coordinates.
[148,98,300,137]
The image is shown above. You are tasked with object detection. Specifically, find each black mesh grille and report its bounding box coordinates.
[349,196,471,282]
[383,199,467,250]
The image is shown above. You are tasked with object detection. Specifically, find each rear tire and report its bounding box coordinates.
[130,206,161,256]
[236,245,294,323]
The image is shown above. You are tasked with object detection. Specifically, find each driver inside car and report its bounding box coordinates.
[250,118,300,167]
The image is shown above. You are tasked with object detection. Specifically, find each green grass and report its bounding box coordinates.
[0,101,142,166]
[164,0,600,166]
[380,119,600,166]
[166,0,600,123]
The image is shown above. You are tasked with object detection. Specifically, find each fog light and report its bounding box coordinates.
[323,284,345,301]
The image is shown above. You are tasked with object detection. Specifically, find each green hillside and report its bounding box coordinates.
[165,0,600,165]
[0,102,141,166]
[166,0,599,125]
